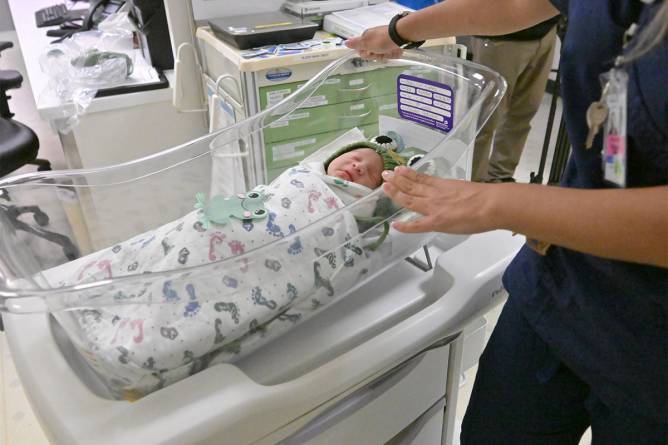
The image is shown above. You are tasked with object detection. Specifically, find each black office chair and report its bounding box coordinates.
[0,41,79,262]
[0,42,52,175]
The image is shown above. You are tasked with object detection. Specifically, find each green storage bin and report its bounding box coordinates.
[263,94,397,143]
[265,123,380,180]
[259,66,410,110]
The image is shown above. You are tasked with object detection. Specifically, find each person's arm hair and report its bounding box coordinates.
[397,0,559,42]
[492,184,668,268]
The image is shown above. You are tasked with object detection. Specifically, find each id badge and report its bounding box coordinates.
[601,69,629,187]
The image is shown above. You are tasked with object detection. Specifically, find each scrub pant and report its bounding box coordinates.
[470,28,557,182]
[460,296,668,445]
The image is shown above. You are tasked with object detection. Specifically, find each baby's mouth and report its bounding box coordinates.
[339,170,353,181]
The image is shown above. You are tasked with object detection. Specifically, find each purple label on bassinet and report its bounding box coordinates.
[397,74,454,132]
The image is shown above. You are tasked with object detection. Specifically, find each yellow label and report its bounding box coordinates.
[255,21,293,29]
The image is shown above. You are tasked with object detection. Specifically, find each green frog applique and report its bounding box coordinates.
[194,191,268,229]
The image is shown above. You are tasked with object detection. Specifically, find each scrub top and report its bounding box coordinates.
[502,0,668,423]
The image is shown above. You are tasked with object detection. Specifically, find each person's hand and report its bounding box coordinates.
[345,26,404,61]
[381,166,501,234]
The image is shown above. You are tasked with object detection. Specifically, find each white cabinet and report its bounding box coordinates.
[256,343,451,445]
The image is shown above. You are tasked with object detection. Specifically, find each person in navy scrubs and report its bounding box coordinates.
[346,1,667,443]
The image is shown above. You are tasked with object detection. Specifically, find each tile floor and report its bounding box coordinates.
[0,30,592,445]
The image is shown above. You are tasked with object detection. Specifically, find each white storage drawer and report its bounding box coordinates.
[276,345,450,445]
[461,317,487,372]
[387,398,446,445]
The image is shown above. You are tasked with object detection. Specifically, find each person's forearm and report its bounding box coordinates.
[491,184,668,267]
[396,0,559,42]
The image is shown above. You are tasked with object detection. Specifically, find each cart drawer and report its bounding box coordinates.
[264,124,380,174]
[275,345,450,445]
[259,66,409,110]
[263,94,397,144]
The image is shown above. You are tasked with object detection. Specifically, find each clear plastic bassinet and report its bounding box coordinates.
[0,50,505,400]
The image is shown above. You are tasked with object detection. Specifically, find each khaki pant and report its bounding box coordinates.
[471,27,557,182]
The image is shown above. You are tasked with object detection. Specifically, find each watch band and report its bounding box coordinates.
[388,12,425,49]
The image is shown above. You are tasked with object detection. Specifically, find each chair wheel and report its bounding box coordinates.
[34,211,49,226]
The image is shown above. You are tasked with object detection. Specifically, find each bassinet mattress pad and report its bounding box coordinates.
[43,166,371,399]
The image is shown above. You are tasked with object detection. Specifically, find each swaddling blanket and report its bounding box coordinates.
[46,166,370,399]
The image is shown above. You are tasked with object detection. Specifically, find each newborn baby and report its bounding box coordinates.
[324,136,409,189]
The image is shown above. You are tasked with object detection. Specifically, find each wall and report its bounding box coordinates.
[0,0,14,31]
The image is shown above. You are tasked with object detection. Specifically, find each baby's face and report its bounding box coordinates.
[326,148,384,188]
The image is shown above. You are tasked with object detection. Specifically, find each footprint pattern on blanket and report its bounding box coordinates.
[160,327,179,340]
[251,287,278,310]
[214,301,240,324]
[314,262,334,297]
[214,319,225,344]
[288,236,303,255]
[183,284,201,318]
[162,281,180,302]
[278,312,301,323]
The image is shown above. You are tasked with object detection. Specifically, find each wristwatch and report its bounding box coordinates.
[388,11,425,49]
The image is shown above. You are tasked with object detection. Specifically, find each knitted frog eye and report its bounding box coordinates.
[194,191,268,229]
[370,131,406,152]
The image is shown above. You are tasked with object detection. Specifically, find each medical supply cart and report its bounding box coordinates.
[195,28,458,184]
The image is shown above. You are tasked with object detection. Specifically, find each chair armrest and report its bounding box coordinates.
[0,70,22,93]
[0,41,13,55]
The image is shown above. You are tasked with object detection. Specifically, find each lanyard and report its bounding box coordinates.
[584,0,656,188]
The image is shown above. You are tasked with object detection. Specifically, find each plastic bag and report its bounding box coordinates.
[39,13,136,133]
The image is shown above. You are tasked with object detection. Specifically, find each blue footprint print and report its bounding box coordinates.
[266,212,286,237]
[222,275,238,288]
[287,236,302,255]
[163,281,180,302]
[183,284,201,317]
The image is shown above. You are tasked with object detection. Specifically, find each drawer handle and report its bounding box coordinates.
[277,354,425,445]
[337,110,372,120]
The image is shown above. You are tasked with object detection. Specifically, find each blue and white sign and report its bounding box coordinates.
[266,68,293,82]
[397,74,454,132]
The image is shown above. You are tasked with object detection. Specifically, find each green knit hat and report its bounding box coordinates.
[323,140,409,174]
